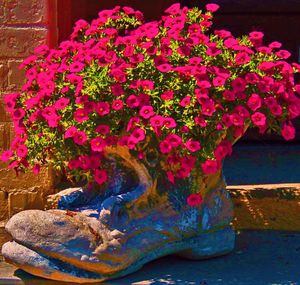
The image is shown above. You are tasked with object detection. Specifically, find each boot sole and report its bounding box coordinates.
[2,227,235,283]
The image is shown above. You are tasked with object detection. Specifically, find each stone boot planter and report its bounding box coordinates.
[2,146,234,283]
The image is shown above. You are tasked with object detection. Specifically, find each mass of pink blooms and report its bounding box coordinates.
[1,3,300,193]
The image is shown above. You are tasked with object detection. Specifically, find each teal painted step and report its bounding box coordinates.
[223,143,300,185]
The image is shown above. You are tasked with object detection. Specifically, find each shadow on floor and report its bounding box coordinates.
[2,231,300,285]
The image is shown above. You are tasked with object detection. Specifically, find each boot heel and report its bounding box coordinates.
[176,227,235,260]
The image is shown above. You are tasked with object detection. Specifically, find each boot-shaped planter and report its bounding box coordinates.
[2,146,234,283]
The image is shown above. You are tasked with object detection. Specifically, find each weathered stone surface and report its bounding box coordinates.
[0,190,8,221]
[7,60,26,90]
[1,240,105,283]
[0,0,47,25]
[4,210,124,274]
[0,27,48,59]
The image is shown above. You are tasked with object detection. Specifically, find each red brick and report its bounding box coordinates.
[7,60,26,90]
[0,61,8,90]
[0,0,48,25]
[0,27,48,59]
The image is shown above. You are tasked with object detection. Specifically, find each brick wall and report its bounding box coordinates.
[0,0,58,223]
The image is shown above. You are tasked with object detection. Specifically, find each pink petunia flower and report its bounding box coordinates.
[276,50,291,59]
[201,99,216,116]
[206,42,221,56]
[126,117,140,132]
[126,95,140,109]
[69,61,85,72]
[64,126,77,139]
[161,91,174,101]
[32,164,41,174]
[245,72,260,84]
[96,102,110,116]
[185,139,201,152]
[16,145,28,158]
[75,95,89,105]
[187,193,203,207]
[139,105,154,119]
[138,80,154,90]
[90,137,106,152]
[251,112,267,126]
[180,126,190,133]
[214,29,232,38]
[41,106,57,120]
[206,3,220,12]
[222,90,235,101]
[180,96,191,107]
[156,64,172,72]
[159,140,172,154]
[164,3,181,15]
[54,98,70,110]
[138,93,151,107]
[281,122,295,140]
[1,150,13,161]
[130,128,146,143]
[235,52,251,65]
[88,154,102,169]
[231,113,244,126]
[270,104,282,116]
[164,117,176,128]
[247,93,262,111]
[68,159,81,170]
[234,106,250,119]
[213,76,226,87]
[127,137,137,150]
[95,124,110,135]
[112,99,124,111]
[74,108,89,122]
[94,169,108,185]
[150,115,164,128]
[231,77,246,92]
[269,41,282,49]
[214,140,232,161]
[201,159,220,175]
[3,93,18,112]
[12,108,25,120]
[166,171,175,184]
[111,83,124,96]
[73,131,87,145]
[166,134,182,147]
